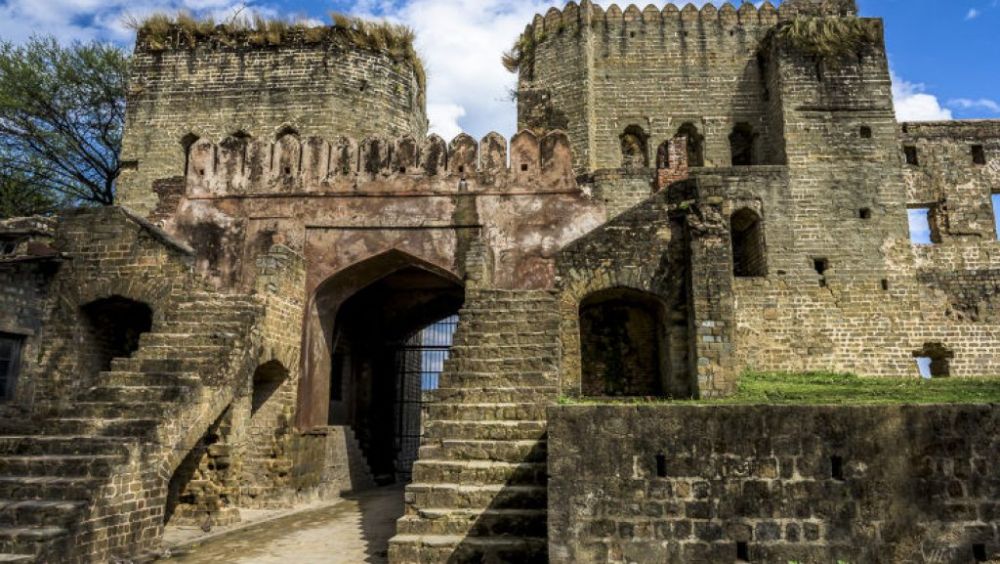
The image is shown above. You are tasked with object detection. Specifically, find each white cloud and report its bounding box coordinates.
[948,98,1000,114]
[966,8,980,20]
[891,72,953,122]
[347,0,566,140]
[0,0,268,44]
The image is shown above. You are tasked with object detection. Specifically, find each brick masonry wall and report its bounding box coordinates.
[26,208,196,407]
[118,39,427,215]
[549,404,1000,563]
[518,2,834,172]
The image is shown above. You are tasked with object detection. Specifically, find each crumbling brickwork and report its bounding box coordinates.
[549,404,1000,563]
[2,1,1000,562]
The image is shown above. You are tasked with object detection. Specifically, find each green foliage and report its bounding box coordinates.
[561,372,1000,406]
[131,12,425,97]
[0,37,128,208]
[772,16,881,61]
[0,163,59,218]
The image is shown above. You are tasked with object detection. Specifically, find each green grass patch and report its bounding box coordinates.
[561,372,1000,406]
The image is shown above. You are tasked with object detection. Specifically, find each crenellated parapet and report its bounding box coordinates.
[520,1,859,56]
[184,130,577,197]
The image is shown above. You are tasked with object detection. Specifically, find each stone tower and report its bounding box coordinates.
[117,24,428,215]
[515,0,859,173]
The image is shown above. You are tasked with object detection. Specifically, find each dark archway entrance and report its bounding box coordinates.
[579,288,668,397]
[80,296,153,373]
[308,254,464,485]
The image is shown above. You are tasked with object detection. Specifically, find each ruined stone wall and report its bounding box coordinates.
[549,404,1000,563]
[0,218,59,408]
[25,208,196,407]
[902,122,1000,324]
[118,33,427,216]
[555,189,696,398]
[518,2,857,172]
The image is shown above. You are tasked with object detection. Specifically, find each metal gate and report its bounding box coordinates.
[392,315,459,481]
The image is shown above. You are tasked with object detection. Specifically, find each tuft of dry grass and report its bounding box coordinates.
[772,16,881,60]
[502,32,542,76]
[128,11,425,96]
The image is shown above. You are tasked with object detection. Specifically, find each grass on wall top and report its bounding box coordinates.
[563,372,1000,406]
[130,12,425,96]
[771,16,881,61]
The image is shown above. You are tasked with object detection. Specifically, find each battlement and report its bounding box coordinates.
[184,130,577,197]
[522,0,858,40]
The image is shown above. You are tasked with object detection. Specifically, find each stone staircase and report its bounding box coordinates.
[0,291,263,563]
[389,289,560,563]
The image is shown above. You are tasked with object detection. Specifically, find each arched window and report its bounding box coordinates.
[674,122,704,167]
[620,125,649,168]
[579,288,666,397]
[656,141,671,169]
[180,133,200,177]
[730,123,756,166]
[731,208,767,277]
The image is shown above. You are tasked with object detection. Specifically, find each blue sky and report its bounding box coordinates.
[0,0,997,138]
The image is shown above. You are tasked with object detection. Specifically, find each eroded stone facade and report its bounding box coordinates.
[0,0,998,562]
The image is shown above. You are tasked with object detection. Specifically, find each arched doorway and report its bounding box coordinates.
[304,252,464,484]
[579,288,668,397]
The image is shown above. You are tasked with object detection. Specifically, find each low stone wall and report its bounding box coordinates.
[548,404,1000,563]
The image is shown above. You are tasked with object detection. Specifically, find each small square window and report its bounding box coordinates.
[904,145,919,166]
[858,208,872,219]
[972,145,986,166]
[813,258,829,275]
[859,126,872,139]
[0,333,24,402]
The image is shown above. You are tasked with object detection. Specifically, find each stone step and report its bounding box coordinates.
[110,358,209,373]
[458,319,560,334]
[133,346,222,361]
[95,371,201,388]
[70,402,149,419]
[438,371,555,389]
[76,385,190,404]
[138,333,238,348]
[444,357,557,374]
[0,477,102,502]
[42,418,158,438]
[395,508,546,537]
[423,420,547,441]
[451,332,557,347]
[425,403,546,422]
[0,436,128,457]
[388,534,546,564]
[168,311,258,324]
[0,526,68,557]
[411,460,546,487]
[428,387,557,404]
[155,320,246,334]
[418,440,546,463]
[0,501,87,528]
[0,553,34,562]
[404,483,546,511]
[0,456,123,479]
[447,344,558,359]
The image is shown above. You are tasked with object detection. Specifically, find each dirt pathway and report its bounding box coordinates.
[158,487,403,564]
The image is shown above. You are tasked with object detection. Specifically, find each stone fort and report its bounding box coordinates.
[1,0,999,562]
